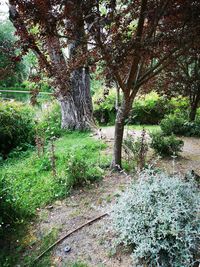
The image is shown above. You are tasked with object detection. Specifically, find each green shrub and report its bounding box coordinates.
[0,101,35,157]
[130,92,170,125]
[36,101,62,140]
[112,169,200,267]
[150,131,184,156]
[66,147,103,189]
[160,113,200,137]
[123,130,149,170]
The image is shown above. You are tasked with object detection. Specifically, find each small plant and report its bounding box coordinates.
[66,147,103,189]
[36,101,62,140]
[150,131,184,156]
[112,169,200,267]
[123,129,148,170]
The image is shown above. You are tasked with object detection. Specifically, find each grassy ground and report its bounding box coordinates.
[128,124,160,132]
[0,131,108,266]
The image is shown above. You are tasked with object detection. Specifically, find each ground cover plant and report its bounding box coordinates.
[112,169,200,267]
[0,131,107,241]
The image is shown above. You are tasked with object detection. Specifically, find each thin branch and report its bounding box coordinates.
[126,0,148,89]
[32,213,108,264]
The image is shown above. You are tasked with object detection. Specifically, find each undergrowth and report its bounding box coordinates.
[0,131,108,266]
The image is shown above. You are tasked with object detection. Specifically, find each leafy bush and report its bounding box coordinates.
[160,113,200,137]
[130,92,170,125]
[150,131,184,156]
[66,146,103,189]
[160,113,186,135]
[112,170,200,267]
[93,91,189,125]
[123,130,149,170]
[0,101,35,157]
[36,101,62,140]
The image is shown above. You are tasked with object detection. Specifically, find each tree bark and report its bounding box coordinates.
[59,67,93,130]
[189,102,198,121]
[189,94,200,122]
[111,99,132,169]
[59,6,94,130]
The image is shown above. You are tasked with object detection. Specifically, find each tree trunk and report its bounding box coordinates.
[189,104,197,121]
[59,7,94,131]
[111,99,132,169]
[189,97,199,122]
[59,67,94,130]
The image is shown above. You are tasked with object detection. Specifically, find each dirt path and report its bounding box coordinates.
[101,126,200,175]
[23,128,200,267]
[30,173,133,267]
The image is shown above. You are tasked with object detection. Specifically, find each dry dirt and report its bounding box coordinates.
[23,127,200,267]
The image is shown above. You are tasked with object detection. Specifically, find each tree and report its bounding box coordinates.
[0,20,27,86]
[8,0,94,130]
[158,49,200,121]
[84,0,200,168]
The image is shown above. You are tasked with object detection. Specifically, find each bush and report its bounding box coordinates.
[150,131,184,156]
[36,101,62,140]
[0,101,35,157]
[160,113,200,137]
[123,130,149,170]
[112,169,200,267]
[130,92,170,125]
[66,147,103,189]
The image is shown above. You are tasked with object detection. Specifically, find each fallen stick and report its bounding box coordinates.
[33,212,108,264]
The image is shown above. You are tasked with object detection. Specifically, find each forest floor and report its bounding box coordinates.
[19,127,200,267]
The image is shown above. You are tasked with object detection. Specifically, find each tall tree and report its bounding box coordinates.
[0,20,26,86]
[8,0,94,130]
[158,49,200,121]
[85,0,200,168]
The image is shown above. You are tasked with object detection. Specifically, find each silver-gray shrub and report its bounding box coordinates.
[112,169,200,267]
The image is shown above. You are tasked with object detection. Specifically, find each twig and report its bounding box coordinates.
[33,212,108,264]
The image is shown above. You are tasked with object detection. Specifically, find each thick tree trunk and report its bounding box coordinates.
[111,99,132,169]
[59,67,93,130]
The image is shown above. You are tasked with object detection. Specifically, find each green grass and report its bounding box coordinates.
[126,124,160,132]
[0,131,108,266]
[0,131,108,228]
[102,124,160,132]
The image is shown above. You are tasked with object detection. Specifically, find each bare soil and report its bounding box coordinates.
[22,127,200,267]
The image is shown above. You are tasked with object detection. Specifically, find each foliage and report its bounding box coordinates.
[150,131,184,156]
[160,113,200,137]
[0,131,106,239]
[0,20,29,87]
[112,169,200,267]
[93,90,190,126]
[123,130,149,170]
[0,100,35,157]
[93,88,116,125]
[130,92,170,125]
[158,48,200,121]
[36,101,62,140]
[66,147,103,189]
